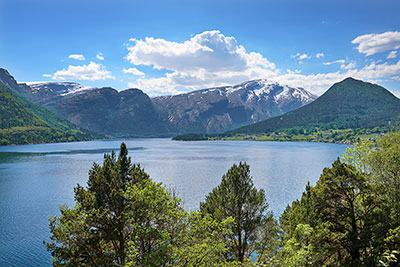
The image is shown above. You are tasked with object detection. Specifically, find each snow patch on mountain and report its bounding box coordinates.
[201,79,316,106]
[25,82,94,97]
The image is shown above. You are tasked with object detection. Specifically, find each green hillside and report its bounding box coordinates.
[228,78,400,136]
[0,81,99,145]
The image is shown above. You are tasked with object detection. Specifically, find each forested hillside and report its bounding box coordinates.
[0,81,98,145]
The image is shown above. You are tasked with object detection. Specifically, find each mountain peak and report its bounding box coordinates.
[232,78,400,135]
[323,77,398,100]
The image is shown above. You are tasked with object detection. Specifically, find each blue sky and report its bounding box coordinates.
[1,0,400,96]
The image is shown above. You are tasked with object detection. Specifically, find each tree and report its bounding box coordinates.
[45,143,184,266]
[312,159,377,266]
[341,138,373,173]
[281,224,315,267]
[200,162,277,263]
[170,212,235,267]
[368,132,400,223]
[123,179,185,266]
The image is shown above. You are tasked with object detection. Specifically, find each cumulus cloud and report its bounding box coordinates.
[123,67,145,76]
[42,74,51,78]
[52,62,115,81]
[68,54,86,61]
[387,51,398,59]
[125,30,278,95]
[96,52,104,60]
[352,31,400,56]
[124,30,400,96]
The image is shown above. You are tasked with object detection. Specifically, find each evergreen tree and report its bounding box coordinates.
[313,159,377,265]
[200,162,277,263]
[45,143,184,266]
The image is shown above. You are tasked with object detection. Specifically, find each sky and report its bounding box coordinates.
[1,0,400,97]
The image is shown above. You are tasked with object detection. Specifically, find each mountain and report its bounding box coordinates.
[0,80,98,145]
[0,68,317,137]
[0,68,168,137]
[23,82,94,105]
[152,79,316,134]
[229,77,400,135]
[42,87,169,137]
[0,69,94,105]
[0,68,36,100]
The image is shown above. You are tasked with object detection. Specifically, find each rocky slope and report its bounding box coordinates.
[152,79,317,133]
[43,87,169,137]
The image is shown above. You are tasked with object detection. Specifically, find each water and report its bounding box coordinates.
[0,138,346,266]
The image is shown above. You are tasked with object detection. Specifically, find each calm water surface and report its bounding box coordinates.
[0,138,346,266]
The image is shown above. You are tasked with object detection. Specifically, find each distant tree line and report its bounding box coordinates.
[46,133,400,266]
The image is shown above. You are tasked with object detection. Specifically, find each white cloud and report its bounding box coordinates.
[287,69,301,74]
[323,59,346,65]
[276,60,400,95]
[123,30,400,96]
[316,53,324,58]
[352,31,400,56]
[125,30,278,95]
[68,54,85,61]
[387,50,398,59]
[122,67,145,76]
[42,74,51,77]
[52,62,115,81]
[292,52,311,60]
[96,52,104,60]
[340,62,356,70]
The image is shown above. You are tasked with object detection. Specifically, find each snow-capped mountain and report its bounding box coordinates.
[22,82,95,105]
[152,79,317,134]
[26,82,93,97]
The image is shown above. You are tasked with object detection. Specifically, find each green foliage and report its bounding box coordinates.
[200,162,278,263]
[281,224,315,267]
[279,133,400,266]
[313,159,377,265]
[280,160,380,266]
[379,226,400,266]
[172,133,211,141]
[368,132,400,223]
[171,212,234,267]
[0,81,98,145]
[342,138,374,172]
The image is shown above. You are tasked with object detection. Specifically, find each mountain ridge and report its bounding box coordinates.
[152,79,317,133]
[0,68,317,136]
[228,77,400,135]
